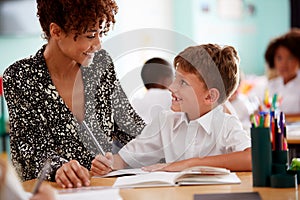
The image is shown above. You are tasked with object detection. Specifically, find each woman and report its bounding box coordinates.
[264,28,300,117]
[3,0,145,188]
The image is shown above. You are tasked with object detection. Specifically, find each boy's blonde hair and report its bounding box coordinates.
[174,44,239,104]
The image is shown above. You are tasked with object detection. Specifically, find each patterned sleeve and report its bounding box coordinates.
[100,50,146,146]
[3,62,67,181]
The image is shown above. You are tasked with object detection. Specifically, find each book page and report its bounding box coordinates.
[176,173,241,185]
[113,172,179,188]
[112,170,240,188]
[97,168,149,178]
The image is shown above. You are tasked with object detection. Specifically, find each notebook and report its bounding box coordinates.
[112,166,240,188]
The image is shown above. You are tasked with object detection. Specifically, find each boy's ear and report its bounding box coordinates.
[205,88,219,104]
[49,22,63,39]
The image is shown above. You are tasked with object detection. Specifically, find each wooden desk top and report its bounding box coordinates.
[22,172,299,200]
[287,123,300,144]
[287,135,300,145]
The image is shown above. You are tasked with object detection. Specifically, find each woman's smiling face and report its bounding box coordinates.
[56,21,102,66]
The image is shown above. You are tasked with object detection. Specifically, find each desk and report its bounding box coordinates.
[22,172,299,200]
[286,116,300,124]
[286,123,300,161]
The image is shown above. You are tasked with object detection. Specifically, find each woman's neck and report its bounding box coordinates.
[44,42,80,80]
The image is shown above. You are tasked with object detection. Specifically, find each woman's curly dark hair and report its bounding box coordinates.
[265,28,300,69]
[36,0,118,40]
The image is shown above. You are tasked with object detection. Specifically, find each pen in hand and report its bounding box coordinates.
[82,121,114,170]
[32,159,52,195]
[82,120,105,156]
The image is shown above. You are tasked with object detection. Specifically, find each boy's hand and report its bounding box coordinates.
[55,160,90,188]
[142,163,169,172]
[90,152,114,176]
[143,160,190,172]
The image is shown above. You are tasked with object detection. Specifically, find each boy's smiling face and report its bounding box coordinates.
[169,67,214,120]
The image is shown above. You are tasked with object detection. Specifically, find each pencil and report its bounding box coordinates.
[82,121,114,170]
[82,120,106,156]
[32,159,51,195]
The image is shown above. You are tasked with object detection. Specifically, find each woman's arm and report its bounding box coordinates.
[101,50,146,146]
[3,63,69,182]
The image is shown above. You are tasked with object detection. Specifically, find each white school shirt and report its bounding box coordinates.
[118,106,251,168]
[268,70,300,114]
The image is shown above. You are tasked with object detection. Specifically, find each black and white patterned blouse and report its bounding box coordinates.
[3,45,145,181]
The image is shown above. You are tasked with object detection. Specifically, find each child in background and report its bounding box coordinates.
[223,72,257,133]
[131,58,174,124]
[90,44,252,175]
[0,158,58,200]
[264,28,300,118]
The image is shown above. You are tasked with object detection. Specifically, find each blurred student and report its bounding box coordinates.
[264,28,300,117]
[0,158,58,200]
[131,58,174,124]
[90,44,252,175]
[223,72,257,133]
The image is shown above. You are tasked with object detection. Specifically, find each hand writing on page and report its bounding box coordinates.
[90,152,114,176]
[55,160,90,188]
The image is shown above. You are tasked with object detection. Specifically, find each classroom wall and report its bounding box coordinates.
[0,0,290,120]
[190,0,290,75]
[0,0,290,76]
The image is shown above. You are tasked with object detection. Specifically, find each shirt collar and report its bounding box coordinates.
[191,105,223,135]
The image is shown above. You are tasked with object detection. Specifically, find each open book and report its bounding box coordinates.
[112,166,241,188]
[99,168,149,178]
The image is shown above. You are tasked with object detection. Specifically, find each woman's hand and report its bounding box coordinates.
[55,160,90,188]
[90,153,114,176]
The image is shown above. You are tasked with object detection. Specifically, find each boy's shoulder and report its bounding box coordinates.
[158,110,188,126]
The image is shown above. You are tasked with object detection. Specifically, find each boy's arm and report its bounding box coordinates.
[113,154,129,169]
[151,148,252,172]
[90,153,128,176]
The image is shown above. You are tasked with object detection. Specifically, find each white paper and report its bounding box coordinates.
[58,188,122,200]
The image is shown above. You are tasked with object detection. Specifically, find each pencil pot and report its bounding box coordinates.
[272,150,289,174]
[251,127,272,187]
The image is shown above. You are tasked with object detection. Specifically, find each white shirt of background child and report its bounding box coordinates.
[268,70,300,114]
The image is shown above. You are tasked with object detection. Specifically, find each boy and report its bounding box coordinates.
[91,44,252,175]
